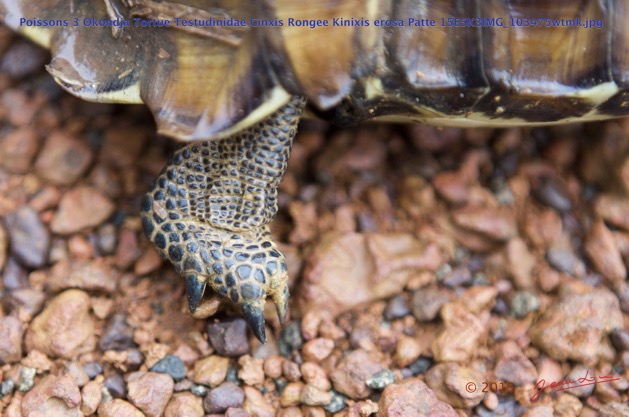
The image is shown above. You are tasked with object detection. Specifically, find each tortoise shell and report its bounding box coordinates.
[2,0,629,142]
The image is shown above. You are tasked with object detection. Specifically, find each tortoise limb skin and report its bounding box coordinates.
[141,96,306,343]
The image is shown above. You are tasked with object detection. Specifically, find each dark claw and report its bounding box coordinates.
[242,301,266,343]
[185,274,206,313]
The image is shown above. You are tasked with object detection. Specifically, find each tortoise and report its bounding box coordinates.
[2,0,629,342]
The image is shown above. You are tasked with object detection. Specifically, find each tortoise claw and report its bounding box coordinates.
[242,300,267,343]
[185,274,206,313]
[272,282,290,326]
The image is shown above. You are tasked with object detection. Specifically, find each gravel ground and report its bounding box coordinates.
[0,28,628,417]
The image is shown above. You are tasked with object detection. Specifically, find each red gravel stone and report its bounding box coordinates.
[585,220,627,286]
[225,407,251,417]
[300,232,442,319]
[0,222,6,272]
[80,380,103,415]
[238,354,265,386]
[452,205,517,242]
[97,399,145,417]
[99,126,149,167]
[300,362,331,391]
[432,171,469,205]
[164,392,204,417]
[330,349,386,399]
[0,126,39,174]
[432,303,485,362]
[0,316,23,364]
[529,281,623,363]
[127,371,174,417]
[34,131,93,186]
[204,382,245,414]
[115,228,142,270]
[594,194,629,231]
[2,89,43,126]
[280,382,304,407]
[25,289,95,359]
[134,246,163,275]
[494,340,537,386]
[21,374,81,417]
[243,386,275,417]
[207,318,250,357]
[377,378,457,417]
[425,363,484,408]
[4,205,50,268]
[192,355,230,387]
[47,258,118,293]
[301,338,334,363]
[51,186,115,234]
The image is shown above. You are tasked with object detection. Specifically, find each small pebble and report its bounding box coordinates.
[97,224,118,255]
[21,374,81,417]
[585,220,626,286]
[0,316,23,363]
[103,373,127,399]
[378,378,457,417]
[225,367,240,383]
[301,362,331,391]
[164,392,204,417]
[151,354,186,382]
[50,186,114,235]
[191,384,208,397]
[18,367,36,392]
[0,223,6,273]
[300,384,331,406]
[0,380,15,397]
[207,318,250,357]
[83,361,103,379]
[529,283,623,362]
[203,382,245,414]
[407,357,433,376]
[279,321,304,357]
[280,381,304,407]
[34,131,93,186]
[532,176,572,212]
[383,294,410,320]
[192,355,230,387]
[411,285,450,322]
[4,206,50,268]
[2,257,29,290]
[366,370,396,390]
[330,349,385,399]
[127,371,174,417]
[301,338,334,363]
[80,380,102,415]
[0,40,48,78]
[238,355,265,386]
[25,289,95,359]
[125,349,145,370]
[99,314,136,351]
[97,399,145,417]
[546,248,583,276]
[610,329,629,352]
[494,340,537,386]
[510,291,541,318]
[324,390,347,413]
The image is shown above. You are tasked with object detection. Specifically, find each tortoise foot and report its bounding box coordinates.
[141,96,305,342]
[178,227,289,343]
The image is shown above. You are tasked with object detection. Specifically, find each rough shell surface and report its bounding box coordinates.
[2,0,629,141]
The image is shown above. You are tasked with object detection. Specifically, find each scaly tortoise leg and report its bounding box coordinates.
[141,96,306,343]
